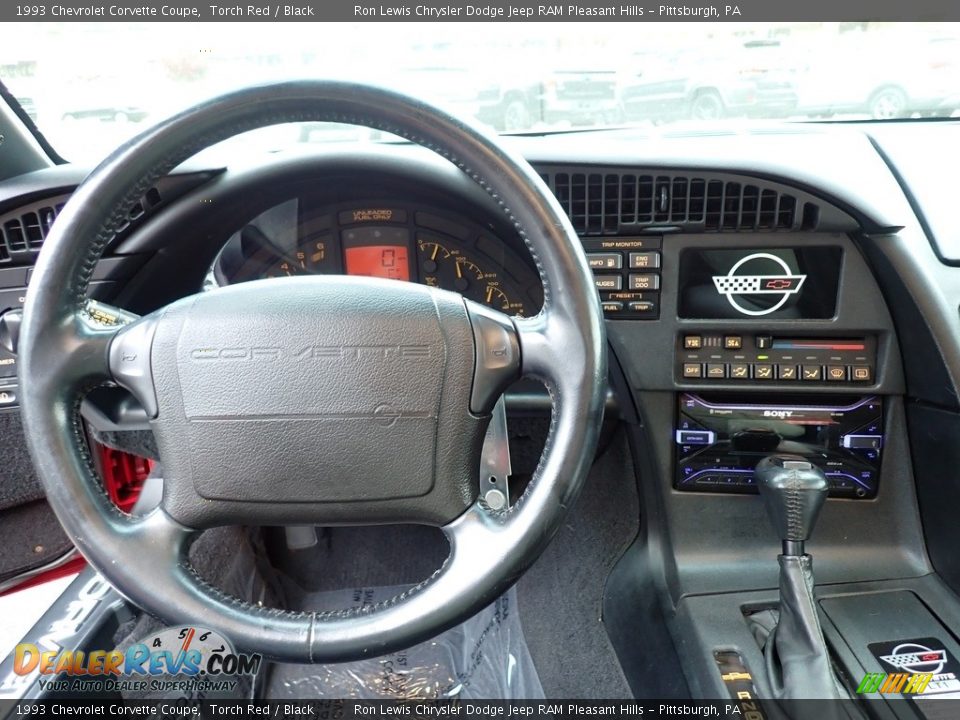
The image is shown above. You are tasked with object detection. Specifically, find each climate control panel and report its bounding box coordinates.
[676,333,876,385]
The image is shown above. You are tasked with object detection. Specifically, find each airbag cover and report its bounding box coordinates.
[149,276,481,527]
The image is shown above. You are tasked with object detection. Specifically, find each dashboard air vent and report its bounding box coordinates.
[0,186,165,264]
[540,168,817,236]
[0,197,68,261]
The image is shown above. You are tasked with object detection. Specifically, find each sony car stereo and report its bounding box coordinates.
[675,393,883,499]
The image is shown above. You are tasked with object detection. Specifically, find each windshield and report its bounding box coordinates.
[3,22,959,163]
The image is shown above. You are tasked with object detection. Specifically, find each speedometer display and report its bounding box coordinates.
[417,237,526,315]
[344,245,410,281]
[217,200,542,317]
[342,226,411,281]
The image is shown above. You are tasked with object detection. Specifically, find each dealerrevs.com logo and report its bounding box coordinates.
[13,626,260,694]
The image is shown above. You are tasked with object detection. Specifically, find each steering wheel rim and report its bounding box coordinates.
[19,81,607,662]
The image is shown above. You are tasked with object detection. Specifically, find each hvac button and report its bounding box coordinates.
[682,363,703,379]
[827,366,847,382]
[777,364,798,381]
[706,363,726,379]
[729,363,750,379]
[851,366,873,382]
[754,364,774,380]
[802,365,822,381]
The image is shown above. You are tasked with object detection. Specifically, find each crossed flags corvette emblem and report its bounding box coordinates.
[712,252,806,316]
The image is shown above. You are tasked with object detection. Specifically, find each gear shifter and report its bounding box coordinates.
[756,455,829,557]
[755,455,844,705]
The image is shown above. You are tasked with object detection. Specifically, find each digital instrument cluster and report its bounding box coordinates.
[214,200,543,317]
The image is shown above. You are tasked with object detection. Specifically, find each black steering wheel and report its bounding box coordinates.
[19,82,606,663]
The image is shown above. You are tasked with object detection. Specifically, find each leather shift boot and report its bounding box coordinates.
[766,554,843,702]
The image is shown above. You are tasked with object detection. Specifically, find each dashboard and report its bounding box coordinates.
[0,123,956,523]
[4,119,960,680]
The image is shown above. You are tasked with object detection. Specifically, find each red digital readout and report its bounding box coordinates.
[343,245,410,281]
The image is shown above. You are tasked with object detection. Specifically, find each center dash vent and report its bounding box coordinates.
[540,168,822,236]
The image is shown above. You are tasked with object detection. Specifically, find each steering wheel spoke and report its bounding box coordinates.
[31,301,139,393]
[106,313,159,418]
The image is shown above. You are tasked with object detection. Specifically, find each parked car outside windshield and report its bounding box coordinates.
[1,22,958,164]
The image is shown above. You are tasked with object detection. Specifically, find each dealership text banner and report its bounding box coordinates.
[3,0,958,21]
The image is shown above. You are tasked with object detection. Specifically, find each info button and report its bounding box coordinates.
[587,253,622,270]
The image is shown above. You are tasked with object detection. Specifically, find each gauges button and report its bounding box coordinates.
[594,275,622,291]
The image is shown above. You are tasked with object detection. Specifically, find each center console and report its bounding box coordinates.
[598,227,931,707]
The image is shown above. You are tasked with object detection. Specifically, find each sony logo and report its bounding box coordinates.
[763,410,793,418]
[190,345,431,361]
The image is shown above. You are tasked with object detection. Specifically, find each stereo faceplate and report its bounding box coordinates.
[675,393,883,499]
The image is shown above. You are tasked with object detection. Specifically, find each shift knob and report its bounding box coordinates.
[755,455,829,556]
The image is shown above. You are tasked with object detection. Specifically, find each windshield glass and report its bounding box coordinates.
[3,22,959,163]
